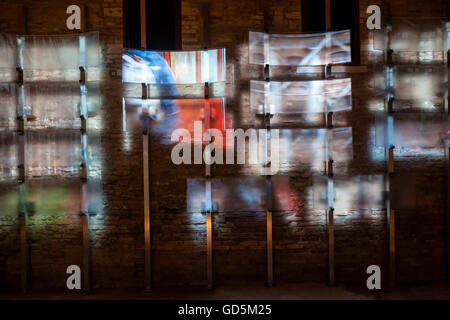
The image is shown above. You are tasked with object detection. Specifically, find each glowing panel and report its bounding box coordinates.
[277,127,352,168]
[80,32,101,82]
[250,79,352,114]
[122,48,226,84]
[23,34,80,81]
[0,83,17,127]
[313,175,385,210]
[375,66,448,112]
[374,19,446,52]
[0,131,19,181]
[25,130,82,177]
[249,30,351,66]
[0,33,18,82]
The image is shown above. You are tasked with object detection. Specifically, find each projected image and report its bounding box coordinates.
[122,48,226,85]
[123,98,228,144]
[249,30,351,66]
[250,78,352,114]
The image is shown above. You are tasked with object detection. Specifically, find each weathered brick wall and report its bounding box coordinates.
[0,0,448,291]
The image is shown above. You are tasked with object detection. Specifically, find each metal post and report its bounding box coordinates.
[204,84,213,288]
[266,210,273,287]
[328,208,334,285]
[19,211,28,293]
[206,211,213,289]
[82,213,90,292]
[143,117,152,292]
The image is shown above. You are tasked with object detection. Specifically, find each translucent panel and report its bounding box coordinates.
[0,131,19,181]
[277,129,326,168]
[374,19,446,52]
[25,130,82,177]
[23,34,80,81]
[85,82,102,117]
[187,176,290,213]
[186,178,208,213]
[0,83,17,127]
[276,127,352,168]
[86,178,103,214]
[0,182,19,216]
[313,175,385,210]
[80,32,101,81]
[331,127,353,162]
[22,179,81,217]
[212,176,266,212]
[375,114,447,148]
[85,129,102,177]
[250,78,352,114]
[23,82,80,126]
[249,30,351,66]
[0,33,18,82]
[123,98,227,144]
[122,48,226,84]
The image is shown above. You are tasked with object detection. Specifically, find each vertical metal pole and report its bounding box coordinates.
[143,117,151,292]
[325,65,335,285]
[204,84,213,288]
[82,213,90,292]
[446,144,450,282]
[206,211,213,288]
[19,211,28,293]
[266,210,273,287]
[328,208,334,285]
[263,66,273,286]
[387,103,396,288]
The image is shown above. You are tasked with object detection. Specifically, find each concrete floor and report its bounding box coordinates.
[1,283,450,300]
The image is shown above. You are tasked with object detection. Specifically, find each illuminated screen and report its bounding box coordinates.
[122,48,226,84]
[250,78,352,114]
[249,29,351,66]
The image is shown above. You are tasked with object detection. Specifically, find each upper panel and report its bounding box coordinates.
[249,30,351,66]
[374,18,448,53]
[0,32,101,82]
[122,48,226,84]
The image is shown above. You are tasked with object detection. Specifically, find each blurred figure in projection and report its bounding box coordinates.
[123,50,180,136]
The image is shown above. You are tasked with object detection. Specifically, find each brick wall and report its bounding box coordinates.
[0,0,448,291]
